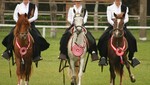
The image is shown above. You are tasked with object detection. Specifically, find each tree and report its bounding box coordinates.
[49,0,57,38]
[139,0,147,41]
[32,0,39,7]
[94,0,99,30]
[0,0,5,24]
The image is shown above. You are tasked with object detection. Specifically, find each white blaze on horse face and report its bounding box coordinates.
[117,19,121,29]
[74,16,83,30]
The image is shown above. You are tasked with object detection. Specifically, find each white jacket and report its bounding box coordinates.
[107,2,129,26]
[67,5,88,24]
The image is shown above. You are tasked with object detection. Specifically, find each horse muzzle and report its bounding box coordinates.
[19,33,28,40]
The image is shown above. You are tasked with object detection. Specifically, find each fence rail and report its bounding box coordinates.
[0,24,150,38]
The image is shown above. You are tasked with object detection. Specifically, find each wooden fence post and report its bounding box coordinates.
[49,0,57,38]
[139,0,147,41]
[0,0,5,24]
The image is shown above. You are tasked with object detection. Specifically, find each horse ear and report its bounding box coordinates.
[123,13,125,18]
[18,13,20,17]
[24,13,28,18]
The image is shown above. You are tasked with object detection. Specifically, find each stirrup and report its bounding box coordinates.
[1,51,11,60]
[99,57,107,66]
[131,58,140,68]
[91,53,99,61]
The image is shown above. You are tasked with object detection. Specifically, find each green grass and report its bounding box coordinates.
[0,28,150,85]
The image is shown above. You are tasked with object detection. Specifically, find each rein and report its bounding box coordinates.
[110,35,126,64]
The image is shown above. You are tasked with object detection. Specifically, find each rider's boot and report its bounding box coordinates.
[58,53,67,60]
[33,56,43,62]
[99,57,108,66]
[2,50,12,60]
[91,51,99,61]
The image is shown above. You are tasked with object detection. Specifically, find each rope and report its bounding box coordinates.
[8,61,12,78]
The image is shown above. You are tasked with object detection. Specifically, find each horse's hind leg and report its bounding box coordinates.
[125,60,136,83]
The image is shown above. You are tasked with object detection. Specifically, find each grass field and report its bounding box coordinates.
[0,28,150,85]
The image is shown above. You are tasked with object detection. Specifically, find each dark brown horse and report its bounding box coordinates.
[108,13,135,85]
[13,13,33,85]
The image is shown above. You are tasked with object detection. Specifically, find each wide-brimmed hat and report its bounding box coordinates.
[73,0,82,2]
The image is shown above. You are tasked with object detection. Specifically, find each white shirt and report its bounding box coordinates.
[67,5,88,24]
[13,2,38,23]
[107,2,129,26]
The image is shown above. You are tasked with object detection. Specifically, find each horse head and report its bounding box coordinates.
[14,13,31,40]
[112,13,125,38]
[73,13,84,34]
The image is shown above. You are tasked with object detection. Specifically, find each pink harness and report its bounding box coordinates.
[16,34,31,56]
[71,27,87,57]
[110,35,126,64]
[72,43,85,57]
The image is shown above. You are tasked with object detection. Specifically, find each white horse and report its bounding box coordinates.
[68,15,88,85]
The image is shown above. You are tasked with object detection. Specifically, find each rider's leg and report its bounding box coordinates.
[32,42,43,62]
[97,26,112,66]
[124,27,140,67]
[59,25,74,60]
[85,31,99,61]
[2,27,15,60]
[59,31,72,60]
[29,27,49,62]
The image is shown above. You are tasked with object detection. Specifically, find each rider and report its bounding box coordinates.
[2,0,50,62]
[97,0,140,67]
[59,0,99,61]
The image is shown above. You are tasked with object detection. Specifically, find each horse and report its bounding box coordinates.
[13,13,33,85]
[107,13,135,85]
[67,14,88,85]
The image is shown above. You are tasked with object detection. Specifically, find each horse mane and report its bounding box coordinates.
[14,13,30,37]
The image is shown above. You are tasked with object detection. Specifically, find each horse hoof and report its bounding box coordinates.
[71,82,74,85]
[130,75,136,83]
[131,78,136,83]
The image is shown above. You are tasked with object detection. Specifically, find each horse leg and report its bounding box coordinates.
[16,58,22,85]
[25,62,32,85]
[77,58,84,85]
[109,64,116,85]
[125,60,136,83]
[119,65,124,85]
[25,74,29,85]
[70,59,77,85]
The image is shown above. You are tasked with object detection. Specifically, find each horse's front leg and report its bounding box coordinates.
[70,59,77,85]
[25,61,32,85]
[25,75,29,85]
[16,58,23,85]
[109,63,115,85]
[119,65,124,85]
[78,58,84,85]
[124,59,136,83]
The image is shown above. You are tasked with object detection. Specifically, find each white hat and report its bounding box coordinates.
[73,0,82,2]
